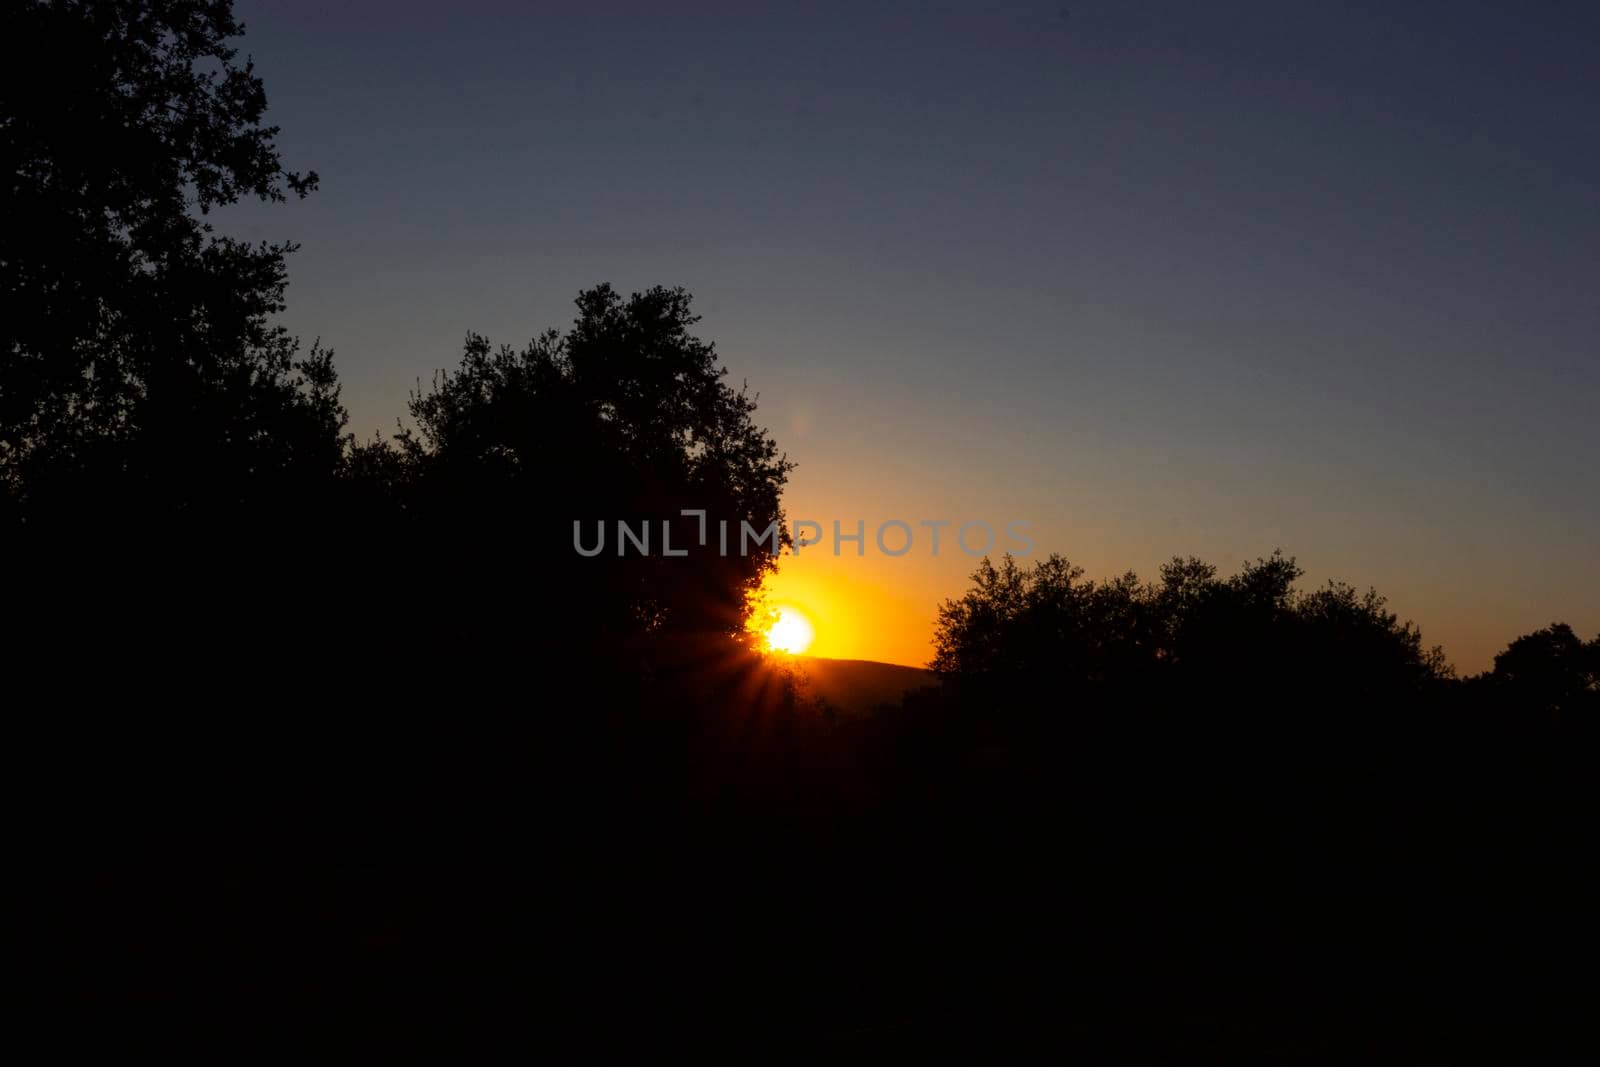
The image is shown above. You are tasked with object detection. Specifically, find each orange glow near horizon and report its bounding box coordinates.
[751,551,945,668]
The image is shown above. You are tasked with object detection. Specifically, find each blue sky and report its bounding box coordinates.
[223,0,1599,669]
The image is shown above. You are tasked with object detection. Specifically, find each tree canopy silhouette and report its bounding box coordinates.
[1482,622,1600,724]
[932,550,1453,719]
[351,284,795,659]
[1,0,338,531]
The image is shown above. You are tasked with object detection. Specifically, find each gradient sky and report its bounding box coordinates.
[224,0,1599,671]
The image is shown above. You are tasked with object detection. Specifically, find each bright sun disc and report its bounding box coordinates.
[765,606,815,655]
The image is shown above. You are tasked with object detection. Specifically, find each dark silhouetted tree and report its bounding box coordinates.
[1293,580,1453,696]
[0,0,338,530]
[932,549,1451,719]
[931,553,1156,699]
[361,284,794,659]
[1485,623,1599,724]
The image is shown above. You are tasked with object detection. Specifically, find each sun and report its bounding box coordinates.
[763,606,815,655]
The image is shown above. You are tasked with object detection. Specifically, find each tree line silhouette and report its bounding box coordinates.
[9,2,1596,1058]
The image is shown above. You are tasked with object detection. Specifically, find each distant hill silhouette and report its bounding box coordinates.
[791,656,934,717]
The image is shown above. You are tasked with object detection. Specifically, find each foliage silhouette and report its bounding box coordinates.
[931,549,1450,717]
[1478,621,1600,724]
[351,284,794,657]
[2,0,337,534]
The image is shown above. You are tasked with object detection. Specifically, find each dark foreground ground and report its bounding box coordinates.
[28,694,1600,1062]
[22,641,1600,1062]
